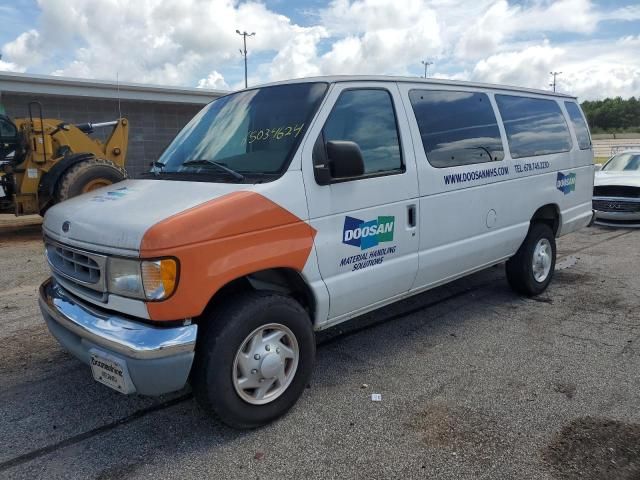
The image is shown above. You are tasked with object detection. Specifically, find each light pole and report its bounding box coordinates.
[236,30,255,89]
[549,71,562,92]
[421,60,433,78]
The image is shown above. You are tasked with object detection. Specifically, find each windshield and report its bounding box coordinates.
[153,82,328,181]
[602,152,640,172]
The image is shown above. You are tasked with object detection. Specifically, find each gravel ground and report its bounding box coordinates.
[0,219,639,479]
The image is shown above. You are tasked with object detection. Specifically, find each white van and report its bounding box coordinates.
[39,76,594,428]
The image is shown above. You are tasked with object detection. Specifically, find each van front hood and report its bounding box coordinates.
[594,171,640,188]
[43,179,246,255]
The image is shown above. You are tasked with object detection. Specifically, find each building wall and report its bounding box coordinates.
[2,93,204,177]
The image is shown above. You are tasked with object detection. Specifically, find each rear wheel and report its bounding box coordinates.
[506,222,556,296]
[191,291,315,429]
[55,157,126,202]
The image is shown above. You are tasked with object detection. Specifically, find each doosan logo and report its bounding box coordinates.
[343,216,395,250]
[556,172,576,195]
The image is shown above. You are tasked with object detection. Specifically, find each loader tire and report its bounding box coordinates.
[56,158,126,202]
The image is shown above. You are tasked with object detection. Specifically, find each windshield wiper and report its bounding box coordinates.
[182,159,245,181]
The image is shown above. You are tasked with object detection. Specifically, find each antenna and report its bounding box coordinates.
[116,71,122,120]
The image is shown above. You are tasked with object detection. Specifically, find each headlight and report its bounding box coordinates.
[108,257,144,298]
[107,257,178,301]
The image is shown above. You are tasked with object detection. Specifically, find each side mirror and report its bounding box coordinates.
[326,140,365,178]
[594,163,603,171]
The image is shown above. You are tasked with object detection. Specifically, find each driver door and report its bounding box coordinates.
[301,82,420,323]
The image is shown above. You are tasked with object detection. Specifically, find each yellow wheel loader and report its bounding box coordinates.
[0,101,129,216]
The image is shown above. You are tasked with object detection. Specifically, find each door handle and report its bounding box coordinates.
[407,204,416,227]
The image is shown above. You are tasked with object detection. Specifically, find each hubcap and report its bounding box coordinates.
[532,238,552,283]
[232,323,299,405]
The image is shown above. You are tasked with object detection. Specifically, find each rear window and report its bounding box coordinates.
[409,90,504,168]
[564,101,591,150]
[495,95,572,159]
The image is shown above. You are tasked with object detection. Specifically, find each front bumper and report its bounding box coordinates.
[593,196,640,228]
[39,278,197,396]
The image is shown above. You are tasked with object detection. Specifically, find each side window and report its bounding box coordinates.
[0,116,18,138]
[564,101,591,150]
[495,95,572,158]
[323,89,402,174]
[408,90,504,168]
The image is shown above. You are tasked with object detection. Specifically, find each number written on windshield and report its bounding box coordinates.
[248,124,304,144]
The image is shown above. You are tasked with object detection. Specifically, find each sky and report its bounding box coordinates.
[0,0,639,100]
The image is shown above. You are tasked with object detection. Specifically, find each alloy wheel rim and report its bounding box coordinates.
[232,323,299,405]
[532,238,552,283]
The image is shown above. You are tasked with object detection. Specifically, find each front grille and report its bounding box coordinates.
[45,239,107,295]
[593,185,640,198]
[593,199,640,213]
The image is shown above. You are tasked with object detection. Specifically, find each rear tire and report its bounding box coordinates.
[506,222,556,296]
[55,157,126,202]
[191,291,315,429]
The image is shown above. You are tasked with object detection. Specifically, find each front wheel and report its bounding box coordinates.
[506,222,556,296]
[191,291,315,429]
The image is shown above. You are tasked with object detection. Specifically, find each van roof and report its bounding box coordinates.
[254,75,577,100]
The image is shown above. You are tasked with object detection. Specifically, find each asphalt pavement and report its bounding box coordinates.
[0,222,638,479]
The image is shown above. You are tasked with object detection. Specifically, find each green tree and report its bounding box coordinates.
[581,96,640,132]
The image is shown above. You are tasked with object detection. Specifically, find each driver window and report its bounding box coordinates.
[323,89,402,174]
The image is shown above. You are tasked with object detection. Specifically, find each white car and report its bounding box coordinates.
[593,150,640,227]
[38,76,594,428]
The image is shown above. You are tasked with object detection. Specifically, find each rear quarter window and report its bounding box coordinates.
[409,90,504,168]
[495,95,572,159]
[564,101,592,150]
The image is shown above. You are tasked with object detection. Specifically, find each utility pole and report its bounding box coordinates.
[549,71,562,92]
[236,30,255,89]
[421,60,433,78]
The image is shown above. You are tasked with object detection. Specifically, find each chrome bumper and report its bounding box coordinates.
[39,278,197,395]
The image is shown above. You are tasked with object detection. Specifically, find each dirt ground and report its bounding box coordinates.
[0,218,639,479]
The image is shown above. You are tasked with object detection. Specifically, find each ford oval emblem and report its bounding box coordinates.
[62,221,70,233]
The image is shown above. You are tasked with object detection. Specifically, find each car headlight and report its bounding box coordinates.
[107,257,178,300]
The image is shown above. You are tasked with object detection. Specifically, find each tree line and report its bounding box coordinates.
[581,97,640,133]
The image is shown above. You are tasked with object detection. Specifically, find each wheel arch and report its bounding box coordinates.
[198,267,317,326]
[531,203,561,237]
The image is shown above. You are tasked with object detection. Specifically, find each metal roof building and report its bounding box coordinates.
[0,72,226,177]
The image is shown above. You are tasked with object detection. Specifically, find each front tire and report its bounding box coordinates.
[506,222,556,296]
[191,291,315,429]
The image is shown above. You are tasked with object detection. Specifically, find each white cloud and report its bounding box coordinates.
[268,25,328,80]
[471,42,565,88]
[455,0,601,61]
[197,71,230,90]
[1,0,639,100]
[2,29,43,67]
[0,59,25,72]
[317,0,442,75]
[2,0,325,86]
[468,35,640,100]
